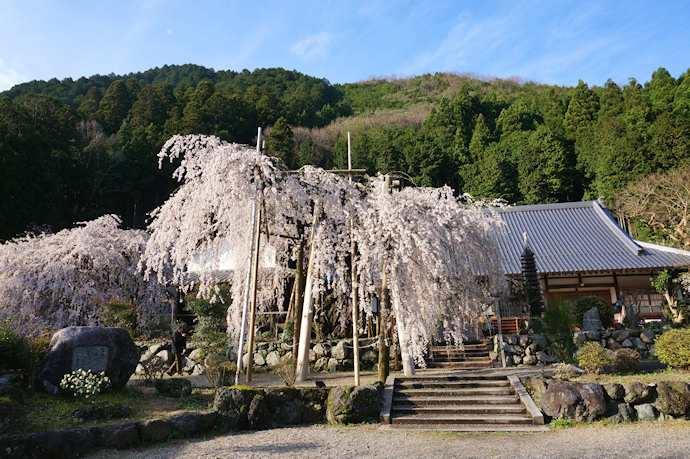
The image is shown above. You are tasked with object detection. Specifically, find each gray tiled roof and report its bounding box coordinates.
[493,200,690,275]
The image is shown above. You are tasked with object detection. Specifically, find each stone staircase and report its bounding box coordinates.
[426,341,493,370]
[380,374,547,432]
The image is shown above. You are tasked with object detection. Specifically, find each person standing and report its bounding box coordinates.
[167,325,187,375]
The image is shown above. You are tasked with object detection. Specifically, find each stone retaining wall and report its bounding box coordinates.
[522,377,690,423]
[135,337,382,377]
[0,384,381,458]
[244,338,380,373]
[492,329,667,366]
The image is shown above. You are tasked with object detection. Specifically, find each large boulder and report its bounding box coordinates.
[94,423,140,449]
[137,418,172,442]
[540,382,607,422]
[331,341,351,360]
[623,382,654,405]
[169,411,217,436]
[25,429,97,458]
[605,402,637,423]
[213,387,263,431]
[653,381,690,417]
[602,383,625,402]
[634,403,659,421]
[326,385,380,424]
[36,326,139,395]
[154,378,192,397]
[521,376,549,405]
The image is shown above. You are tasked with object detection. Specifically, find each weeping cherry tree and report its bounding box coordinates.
[0,214,170,332]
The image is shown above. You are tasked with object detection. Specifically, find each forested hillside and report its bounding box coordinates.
[1,64,689,242]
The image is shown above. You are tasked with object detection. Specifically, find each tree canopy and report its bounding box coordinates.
[2,65,690,244]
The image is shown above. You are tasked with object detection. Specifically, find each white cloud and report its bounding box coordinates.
[0,59,25,91]
[290,32,333,62]
[167,28,173,35]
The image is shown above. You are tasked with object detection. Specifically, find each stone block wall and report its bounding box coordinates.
[242,337,381,373]
[135,337,382,377]
[492,329,667,366]
[523,377,690,423]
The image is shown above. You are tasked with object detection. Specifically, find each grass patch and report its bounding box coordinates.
[549,415,576,428]
[12,385,214,434]
[573,367,690,385]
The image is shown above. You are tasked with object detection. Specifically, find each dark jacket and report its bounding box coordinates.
[171,330,187,354]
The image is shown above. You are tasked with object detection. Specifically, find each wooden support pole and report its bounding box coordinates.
[392,283,415,376]
[296,201,320,382]
[234,201,259,385]
[377,258,390,383]
[347,132,361,386]
[245,127,264,384]
[495,295,506,368]
[377,175,391,383]
[292,239,305,365]
[245,203,262,383]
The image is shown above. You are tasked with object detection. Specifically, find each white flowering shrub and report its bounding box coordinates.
[140,134,507,364]
[59,369,111,398]
[0,214,171,332]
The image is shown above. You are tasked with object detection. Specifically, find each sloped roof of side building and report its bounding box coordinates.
[493,199,690,276]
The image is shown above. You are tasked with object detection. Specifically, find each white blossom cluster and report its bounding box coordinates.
[59,368,111,398]
[141,134,507,362]
[0,214,170,332]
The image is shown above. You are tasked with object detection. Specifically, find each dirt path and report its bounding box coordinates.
[93,420,690,458]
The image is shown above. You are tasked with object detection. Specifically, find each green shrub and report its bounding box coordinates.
[655,329,690,369]
[0,319,30,372]
[576,342,611,374]
[553,362,579,381]
[185,286,234,392]
[282,319,294,341]
[542,298,576,361]
[572,296,614,329]
[611,348,640,373]
[101,299,137,334]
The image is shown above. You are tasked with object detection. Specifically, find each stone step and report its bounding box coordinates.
[429,346,488,352]
[379,423,549,432]
[395,387,516,397]
[396,380,510,389]
[392,394,520,405]
[392,404,527,415]
[396,374,508,382]
[428,356,491,362]
[424,361,493,369]
[390,413,534,425]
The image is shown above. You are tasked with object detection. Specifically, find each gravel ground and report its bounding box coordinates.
[93,420,690,459]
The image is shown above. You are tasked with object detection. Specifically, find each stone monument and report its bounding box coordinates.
[36,326,139,395]
[582,307,603,331]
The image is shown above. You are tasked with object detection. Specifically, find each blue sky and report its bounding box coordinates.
[1,0,689,92]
